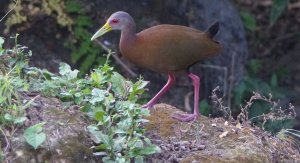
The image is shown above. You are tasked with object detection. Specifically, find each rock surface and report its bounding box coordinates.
[145,103,299,163]
[4,95,100,163]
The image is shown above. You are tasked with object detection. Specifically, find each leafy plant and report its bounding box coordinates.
[23,122,46,149]
[240,0,290,31]
[0,34,31,126]
[270,0,290,26]
[64,0,105,74]
[27,52,159,162]
[232,59,295,132]
[4,0,105,75]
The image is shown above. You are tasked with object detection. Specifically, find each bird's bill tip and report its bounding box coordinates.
[91,22,112,41]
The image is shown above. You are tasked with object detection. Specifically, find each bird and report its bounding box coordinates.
[91,11,221,122]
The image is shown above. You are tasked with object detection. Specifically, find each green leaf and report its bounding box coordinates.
[99,133,111,147]
[4,113,13,121]
[59,63,79,79]
[91,70,104,86]
[270,73,278,87]
[95,144,109,150]
[139,145,161,155]
[90,88,105,104]
[0,37,4,55]
[14,117,27,124]
[135,156,144,163]
[94,111,105,122]
[65,0,82,13]
[240,11,256,31]
[0,37,4,47]
[270,0,289,26]
[87,125,102,144]
[0,96,5,104]
[199,100,211,116]
[24,122,46,149]
[93,152,108,156]
[111,72,127,97]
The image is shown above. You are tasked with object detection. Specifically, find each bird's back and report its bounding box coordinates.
[121,24,221,73]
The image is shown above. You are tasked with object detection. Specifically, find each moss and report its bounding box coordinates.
[145,103,299,162]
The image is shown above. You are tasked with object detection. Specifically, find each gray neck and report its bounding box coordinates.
[120,20,137,43]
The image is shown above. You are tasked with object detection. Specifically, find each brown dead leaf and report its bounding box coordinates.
[219,131,228,139]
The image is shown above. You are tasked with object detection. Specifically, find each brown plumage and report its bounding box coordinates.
[121,24,221,73]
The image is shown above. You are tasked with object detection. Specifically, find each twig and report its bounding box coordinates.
[274,31,300,42]
[227,52,236,110]
[0,0,19,22]
[199,64,228,98]
[94,39,137,77]
[0,127,10,153]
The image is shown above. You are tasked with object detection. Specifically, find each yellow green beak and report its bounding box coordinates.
[91,22,112,41]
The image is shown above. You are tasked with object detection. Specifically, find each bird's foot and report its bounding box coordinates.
[171,113,198,122]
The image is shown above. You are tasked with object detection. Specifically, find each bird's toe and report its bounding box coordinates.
[171,113,198,122]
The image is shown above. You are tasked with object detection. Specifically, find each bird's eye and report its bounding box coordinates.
[111,18,119,24]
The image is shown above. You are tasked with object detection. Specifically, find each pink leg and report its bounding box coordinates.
[142,73,176,108]
[172,73,200,122]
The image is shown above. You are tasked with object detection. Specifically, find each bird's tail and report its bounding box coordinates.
[205,21,219,38]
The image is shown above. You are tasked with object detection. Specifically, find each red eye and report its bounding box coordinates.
[111,18,119,24]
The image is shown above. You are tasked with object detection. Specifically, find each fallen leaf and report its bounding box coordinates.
[236,123,243,130]
[219,131,228,139]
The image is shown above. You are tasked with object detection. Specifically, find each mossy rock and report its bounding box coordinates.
[145,103,299,163]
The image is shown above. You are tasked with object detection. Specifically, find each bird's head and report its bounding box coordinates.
[91,11,134,41]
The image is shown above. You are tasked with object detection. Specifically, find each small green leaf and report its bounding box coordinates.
[14,117,27,124]
[93,152,108,156]
[135,156,144,163]
[139,145,161,155]
[24,122,46,149]
[270,0,289,26]
[111,72,127,96]
[0,96,5,104]
[270,73,278,87]
[240,11,256,31]
[65,0,82,13]
[140,109,150,116]
[199,100,211,116]
[59,63,79,79]
[95,144,109,150]
[87,125,102,144]
[90,88,105,104]
[4,113,13,121]
[94,111,105,122]
[0,37,4,46]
